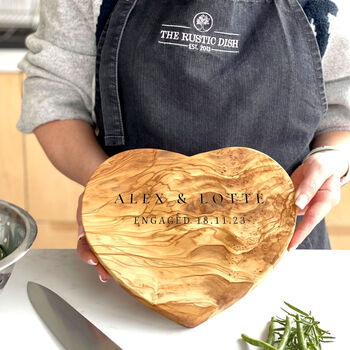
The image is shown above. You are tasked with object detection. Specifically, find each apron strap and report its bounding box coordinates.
[98,0,139,146]
[96,0,118,44]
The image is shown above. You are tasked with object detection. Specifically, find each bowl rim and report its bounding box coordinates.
[0,200,37,271]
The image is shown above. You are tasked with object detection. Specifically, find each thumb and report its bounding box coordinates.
[76,191,85,237]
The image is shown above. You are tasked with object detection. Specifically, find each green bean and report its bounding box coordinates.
[296,314,308,350]
[277,316,292,349]
[283,301,309,317]
[241,334,279,350]
[266,316,276,344]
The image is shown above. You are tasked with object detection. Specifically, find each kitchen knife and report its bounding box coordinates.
[27,281,123,350]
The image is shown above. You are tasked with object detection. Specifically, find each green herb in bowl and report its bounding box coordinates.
[0,244,8,260]
[241,302,335,349]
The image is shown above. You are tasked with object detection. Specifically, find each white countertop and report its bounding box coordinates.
[0,49,27,72]
[0,249,349,350]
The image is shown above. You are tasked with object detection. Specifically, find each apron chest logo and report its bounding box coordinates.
[158,12,240,54]
[193,12,213,32]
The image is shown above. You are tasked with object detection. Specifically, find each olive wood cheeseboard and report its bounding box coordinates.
[81,147,297,328]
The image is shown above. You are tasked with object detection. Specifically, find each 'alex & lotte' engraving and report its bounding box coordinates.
[114,192,264,205]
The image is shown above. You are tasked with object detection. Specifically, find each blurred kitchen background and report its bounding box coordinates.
[0,0,39,47]
[0,0,350,249]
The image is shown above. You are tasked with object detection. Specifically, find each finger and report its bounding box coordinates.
[288,175,340,250]
[77,235,99,266]
[289,164,304,190]
[75,191,111,283]
[296,202,310,216]
[77,236,111,283]
[76,191,85,228]
[294,157,331,210]
[290,175,340,250]
[96,263,111,283]
[77,191,87,241]
[77,225,85,241]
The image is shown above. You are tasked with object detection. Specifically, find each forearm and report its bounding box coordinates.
[34,120,108,186]
[311,130,350,149]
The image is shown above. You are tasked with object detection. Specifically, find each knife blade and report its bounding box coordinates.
[27,281,123,350]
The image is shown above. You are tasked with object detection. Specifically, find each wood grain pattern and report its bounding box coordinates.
[82,147,297,328]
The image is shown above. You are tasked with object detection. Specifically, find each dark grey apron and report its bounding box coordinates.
[94,0,331,249]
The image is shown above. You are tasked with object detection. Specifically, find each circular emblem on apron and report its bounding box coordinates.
[193,12,213,32]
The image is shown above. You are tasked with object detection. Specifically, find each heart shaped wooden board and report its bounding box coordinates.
[82,147,297,328]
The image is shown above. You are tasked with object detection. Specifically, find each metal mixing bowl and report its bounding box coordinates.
[0,200,37,292]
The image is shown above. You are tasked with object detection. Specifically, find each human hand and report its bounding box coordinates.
[287,151,348,251]
[76,191,111,283]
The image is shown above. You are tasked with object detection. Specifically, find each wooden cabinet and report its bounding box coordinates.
[0,72,349,249]
[0,73,25,208]
[0,73,83,248]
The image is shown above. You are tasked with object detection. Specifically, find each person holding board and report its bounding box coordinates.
[17,0,350,283]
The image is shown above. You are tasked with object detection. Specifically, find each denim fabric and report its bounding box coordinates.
[94,0,331,249]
